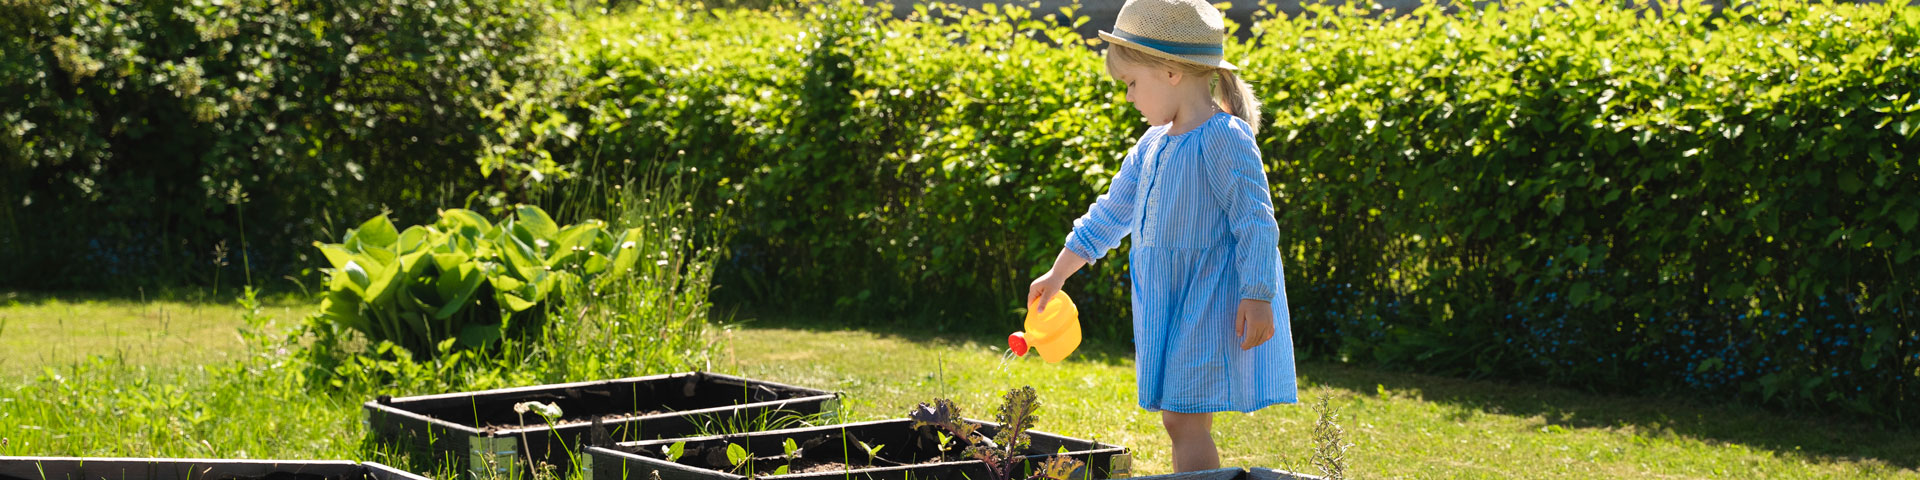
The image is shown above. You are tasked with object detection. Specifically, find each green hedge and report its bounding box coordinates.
[493,0,1919,421]
[0,0,557,288]
[487,1,1146,338]
[1249,0,1918,419]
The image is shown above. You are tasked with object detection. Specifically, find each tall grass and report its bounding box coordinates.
[531,167,727,384]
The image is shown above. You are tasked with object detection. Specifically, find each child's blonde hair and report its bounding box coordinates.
[1104,44,1262,134]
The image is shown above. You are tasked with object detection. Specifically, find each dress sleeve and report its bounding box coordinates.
[1063,147,1143,264]
[1202,120,1281,302]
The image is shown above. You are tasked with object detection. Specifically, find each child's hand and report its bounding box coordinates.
[1236,299,1274,350]
[1029,248,1089,314]
[1028,272,1067,313]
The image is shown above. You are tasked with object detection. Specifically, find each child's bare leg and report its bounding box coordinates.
[1161,411,1220,472]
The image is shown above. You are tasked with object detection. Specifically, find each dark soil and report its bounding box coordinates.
[479,410,667,433]
[221,474,336,480]
[750,453,965,476]
[788,461,851,475]
[407,375,808,429]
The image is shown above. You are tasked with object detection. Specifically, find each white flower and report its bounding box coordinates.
[514,401,563,419]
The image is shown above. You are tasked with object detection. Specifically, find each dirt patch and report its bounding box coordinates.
[757,460,853,476]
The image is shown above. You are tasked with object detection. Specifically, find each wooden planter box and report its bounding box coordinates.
[1126,467,1322,480]
[364,372,840,479]
[582,418,1133,480]
[0,457,426,480]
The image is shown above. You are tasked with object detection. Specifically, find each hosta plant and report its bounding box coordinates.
[310,205,647,359]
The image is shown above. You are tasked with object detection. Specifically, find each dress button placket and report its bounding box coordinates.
[1140,137,1169,247]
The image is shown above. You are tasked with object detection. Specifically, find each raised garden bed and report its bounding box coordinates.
[364,372,839,479]
[0,457,426,480]
[1126,467,1321,480]
[582,418,1132,480]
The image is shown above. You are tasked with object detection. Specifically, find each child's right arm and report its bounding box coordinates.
[1029,149,1144,312]
[1027,248,1085,314]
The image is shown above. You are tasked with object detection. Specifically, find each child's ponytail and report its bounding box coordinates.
[1214,68,1261,135]
[1106,43,1262,134]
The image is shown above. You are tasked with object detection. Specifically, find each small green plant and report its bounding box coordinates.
[515,400,569,479]
[725,442,750,473]
[664,441,687,463]
[695,409,825,437]
[909,386,1081,480]
[1309,394,1352,480]
[856,440,885,462]
[933,430,955,456]
[774,438,801,476]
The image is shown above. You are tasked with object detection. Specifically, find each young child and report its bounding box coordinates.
[1025,0,1297,472]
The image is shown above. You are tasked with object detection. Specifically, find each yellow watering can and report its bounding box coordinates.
[1008,291,1082,363]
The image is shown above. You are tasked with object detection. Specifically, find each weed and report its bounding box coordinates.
[1309,393,1352,480]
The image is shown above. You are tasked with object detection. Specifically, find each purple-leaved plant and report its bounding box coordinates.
[908,386,1084,480]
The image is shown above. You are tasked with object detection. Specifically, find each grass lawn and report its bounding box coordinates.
[0,290,313,379]
[711,316,1920,479]
[2,294,1916,479]
[0,290,367,461]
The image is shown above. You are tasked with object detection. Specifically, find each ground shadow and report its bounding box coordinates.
[1298,361,1920,471]
[0,287,314,308]
[711,303,1142,368]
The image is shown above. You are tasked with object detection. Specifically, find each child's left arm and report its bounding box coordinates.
[1202,124,1281,350]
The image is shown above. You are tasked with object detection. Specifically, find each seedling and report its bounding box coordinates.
[513,401,569,476]
[856,440,886,462]
[934,431,955,456]
[774,438,801,476]
[725,442,750,474]
[664,441,687,463]
[909,386,1080,480]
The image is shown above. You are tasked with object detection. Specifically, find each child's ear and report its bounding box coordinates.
[1166,69,1184,86]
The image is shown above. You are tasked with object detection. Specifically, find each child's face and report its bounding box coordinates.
[1111,60,1181,127]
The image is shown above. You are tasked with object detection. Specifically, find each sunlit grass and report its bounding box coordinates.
[0,291,315,378]
[4,292,1915,478]
[714,318,1920,479]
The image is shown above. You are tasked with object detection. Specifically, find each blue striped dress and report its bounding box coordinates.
[1064,112,1298,413]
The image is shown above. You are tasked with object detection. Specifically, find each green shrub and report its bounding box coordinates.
[0,0,559,289]
[306,205,649,360]
[298,176,722,394]
[492,0,1919,421]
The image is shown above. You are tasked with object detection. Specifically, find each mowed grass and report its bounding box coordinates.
[712,316,1920,479]
[4,295,1916,478]
[0,290,314,378]
[0,290,369,461]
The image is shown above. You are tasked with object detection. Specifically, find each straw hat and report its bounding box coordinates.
[1098,0,1237,71]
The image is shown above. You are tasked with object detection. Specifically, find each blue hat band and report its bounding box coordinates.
[1109,28,1224,57]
